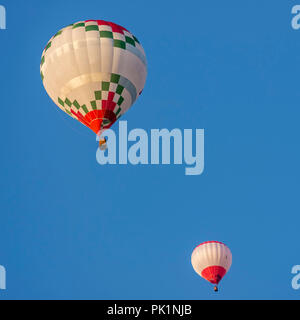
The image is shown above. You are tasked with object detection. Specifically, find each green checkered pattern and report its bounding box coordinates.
[57,96,78,117]
[40,21,142,71]
[57,73,127,119]
[81,22,141,50]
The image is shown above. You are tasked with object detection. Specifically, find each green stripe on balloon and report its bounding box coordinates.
[73,22,85,29]
[100,31,113,38]
[85,25,98,32]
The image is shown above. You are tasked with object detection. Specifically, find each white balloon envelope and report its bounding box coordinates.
[191,241,232,291]
[41,20,147,138]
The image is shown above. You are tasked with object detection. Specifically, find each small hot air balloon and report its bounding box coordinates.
[40,20,147,149]
[191,241,232,292]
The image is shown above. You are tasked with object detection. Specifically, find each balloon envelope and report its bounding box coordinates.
[191,241,232,285]
[40,20,147,135]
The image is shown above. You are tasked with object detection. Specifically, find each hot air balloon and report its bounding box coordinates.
[40,20,147,149]
[191,241,232,292]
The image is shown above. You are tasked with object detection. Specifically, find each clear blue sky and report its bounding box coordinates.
[0,0,300,300]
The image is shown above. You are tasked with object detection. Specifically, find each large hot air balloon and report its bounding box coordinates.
[191,241,232,292]
[40,20,147,149]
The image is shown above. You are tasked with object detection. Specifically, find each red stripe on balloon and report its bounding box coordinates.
[194,241,226,250]
[85,20,128,34]
[82,109,117,134]
[201,266,227,284]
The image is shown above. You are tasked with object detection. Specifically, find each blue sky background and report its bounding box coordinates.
[0,0,300,300]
